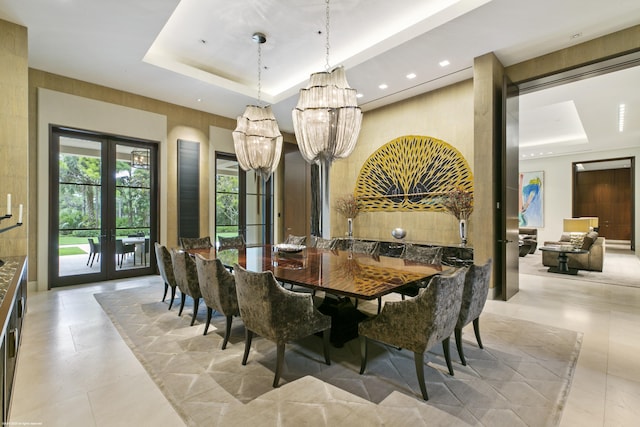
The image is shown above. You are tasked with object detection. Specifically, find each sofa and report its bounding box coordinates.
[519,227,538,256]
[542,231,605,272]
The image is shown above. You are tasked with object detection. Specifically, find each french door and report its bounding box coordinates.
[49,127,158,287]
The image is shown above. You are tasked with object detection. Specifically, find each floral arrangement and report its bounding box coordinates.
[334,194,360,219]
[442,187,473,220]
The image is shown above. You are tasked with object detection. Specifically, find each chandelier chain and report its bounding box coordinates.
[257,42,262,105]
[325,0,331,70]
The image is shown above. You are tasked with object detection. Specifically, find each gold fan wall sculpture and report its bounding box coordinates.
[355,135,473,212]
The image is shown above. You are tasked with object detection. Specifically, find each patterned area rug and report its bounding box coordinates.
[95,285,581,427]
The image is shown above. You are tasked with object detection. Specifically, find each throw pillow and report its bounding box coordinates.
[581,231,599,250]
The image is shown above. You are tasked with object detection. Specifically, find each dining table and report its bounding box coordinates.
[188,244,450,346]
[188,244,449,301]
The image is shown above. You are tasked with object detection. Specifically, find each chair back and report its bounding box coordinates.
[180,236,213,250]
[233,265,280,339]
[350,240,380,256]
[88,238,100,253]
[194,254,239,317]
[402,244,443,265]
[154,243,176,287]
[218,235,246,250]
[284,234,306,245]
[311,236,336,249]
[422,268,466,346]
[456,259,492,329]
[170,249,202,299]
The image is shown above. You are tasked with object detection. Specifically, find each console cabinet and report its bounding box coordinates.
[0,256,27,423]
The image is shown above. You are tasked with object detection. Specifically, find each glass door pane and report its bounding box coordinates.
[215,156,240,244]
[113,144,152,270]
[57,137,105,278]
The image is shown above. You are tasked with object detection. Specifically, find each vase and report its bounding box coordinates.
[459,219,468,246]
[347,218,353,238]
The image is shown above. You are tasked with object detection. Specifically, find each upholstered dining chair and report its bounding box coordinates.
[180,236,213,250]
[358,267,467,401]
[194,254,240,349]
[154,243,178,309]
[284,234,306,245]
[350,240,380,256]
[218,235,246,250]
[115,239,135,268]
[310,236,336,250]
[170,248,202,326]
[233,264,332,388]
[396,244,445,299]
[87,238,101,267]
[454,259,492,366]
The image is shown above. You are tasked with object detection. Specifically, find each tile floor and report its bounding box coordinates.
[8,247,640,426]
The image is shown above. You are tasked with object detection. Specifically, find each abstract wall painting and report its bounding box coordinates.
[519,171,543,227]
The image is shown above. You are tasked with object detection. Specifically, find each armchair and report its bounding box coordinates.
[454,259,492,366]
[170,249,202,326]
[233,264,332,387]
[194,254,240,349]
[358,267,466,400]
[218,235,246,250]
[284,234,306,245]
[180,236,213,250]
[154,243,178,309]
[87,238,101,267]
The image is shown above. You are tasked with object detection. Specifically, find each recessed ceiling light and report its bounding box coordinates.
[570,32,582,39]
[439,60,450,67]
[406,73,416,79]
[197,98,202,102]
[619,103,626,132]
[356,93,363,98]
[378,84,388,90]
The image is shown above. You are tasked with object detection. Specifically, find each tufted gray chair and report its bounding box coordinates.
[233,264,332,388]
[170,249,202,326]
[454,259,492,366]
[284,234,306,245]
[218,235,246,250]
[194,254,240,349]
[180,236,213,250]
[358,267,467,400]
[154,243,178,310]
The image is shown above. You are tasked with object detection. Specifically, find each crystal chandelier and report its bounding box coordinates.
[232,32,283,182]
[292,0,362,237]
[292,0,362,165]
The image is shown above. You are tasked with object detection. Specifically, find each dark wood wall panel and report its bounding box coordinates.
[178,140,200,239]
[575,168,631,240]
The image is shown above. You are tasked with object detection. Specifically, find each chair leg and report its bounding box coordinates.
[443,337,454,376]
[162,282,168,302]
[322,328,331,365]
[203,307,212,335]
[473,317,483,349]
[455,327,467,366]
[359,336,368,374]
[242,329,253,365]
[222,315,233,350]
[273,343,285,388]
[168,287,176,310]
[178,293,186,316]
[191,297,200,326]
[414,352,429,400]
[377,297,382,314]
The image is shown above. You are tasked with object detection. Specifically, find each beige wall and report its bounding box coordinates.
[0,20,28,260]
[331,80,474,244]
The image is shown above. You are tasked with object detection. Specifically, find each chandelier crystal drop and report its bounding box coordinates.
[232,32,282,182]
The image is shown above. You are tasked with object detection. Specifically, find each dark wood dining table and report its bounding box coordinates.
[188,244,449,301]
